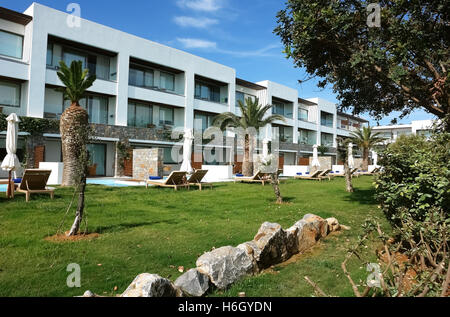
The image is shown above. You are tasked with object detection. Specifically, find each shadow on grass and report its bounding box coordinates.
[343,188,377,205]
[92,219,179,234]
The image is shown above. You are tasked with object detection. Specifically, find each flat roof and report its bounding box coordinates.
[298,98,317,106]
[236,78,266,90]
[337,111,369,123]
[0,7,32,25]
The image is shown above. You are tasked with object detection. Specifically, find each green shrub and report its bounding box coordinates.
[375,133,450,226]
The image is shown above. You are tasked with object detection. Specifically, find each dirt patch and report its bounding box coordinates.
[45,232,100,242]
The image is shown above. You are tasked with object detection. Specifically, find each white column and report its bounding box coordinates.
[114,52,129,126]
[184,70,195,130]
[292,100,299,144]
[26,22,47,118]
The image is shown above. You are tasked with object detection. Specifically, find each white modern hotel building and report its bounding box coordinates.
[0,3,368,177]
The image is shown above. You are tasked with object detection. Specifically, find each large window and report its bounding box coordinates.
[160,72,175,91]
[195,81,221,103]
[235,91,256,107]
[321,112,334,127]
[64,95,110,124]
[298,129,316,145]
[0,30,23,59]
[194,112,215,132]
[62,49,111,80]
[46,43,53,66]
[0,80,21,107]
[272,100,293,118]
[129,66,154,88]
[128,102,153,127]
[298,108,309,121]
[321,132,334,147]
[159,107,174,125]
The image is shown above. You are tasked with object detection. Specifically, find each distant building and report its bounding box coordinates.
[372,120,435,144]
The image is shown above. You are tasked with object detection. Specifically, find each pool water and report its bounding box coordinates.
[0,184,6,192]
[86,179,143,187]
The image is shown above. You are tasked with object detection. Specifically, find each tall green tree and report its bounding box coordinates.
[275,0,450,129]
[213,97,285,176]
[57,60,96,236]
[350,126,384,171]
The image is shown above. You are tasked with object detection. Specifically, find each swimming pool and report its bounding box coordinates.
[86,179,144,187]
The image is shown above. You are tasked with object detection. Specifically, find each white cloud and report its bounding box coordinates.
[177,38,217,49]
[217,44,282,57]
[173,16,219,28]
[177,0,223,12]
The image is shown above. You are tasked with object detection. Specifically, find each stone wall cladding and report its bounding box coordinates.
[132,148,163,180]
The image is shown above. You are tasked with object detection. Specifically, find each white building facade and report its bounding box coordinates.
[372,120,435,145]
[0,3,368,177]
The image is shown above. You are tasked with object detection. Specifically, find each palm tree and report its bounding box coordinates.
[57,60,96,236]
[350,126,384,171]
[213,97,285,176]
[57,60,96,186]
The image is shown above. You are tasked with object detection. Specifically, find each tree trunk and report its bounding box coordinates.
[269,172,283,204]
[362,147,369,171]
[242,134,253,176]
[68,178,86,236]
[344,161,354,192]
[60,103,89,186]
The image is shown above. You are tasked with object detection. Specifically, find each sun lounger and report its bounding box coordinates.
[333,168,358,177]
[234,170,268,186]
[187,169,212,190]
[14,169,55,202]
[294,169,323,181]
[318,169,333,180]
[357,167,381,176]
[146,171,189,190]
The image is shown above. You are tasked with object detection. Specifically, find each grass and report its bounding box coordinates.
[0,176,390,297]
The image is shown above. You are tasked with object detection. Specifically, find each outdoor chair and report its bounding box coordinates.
[294,169,323,181]
[234,170,268,186]
[14,169,55,202]
[145,171,189,190]
[187,169,212,191]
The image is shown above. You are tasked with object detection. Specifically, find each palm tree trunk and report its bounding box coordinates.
[242,134,253,176]
[60,103,89,186]
[68,178,86,236]
[362,147,369,171]
[344,161,354,192]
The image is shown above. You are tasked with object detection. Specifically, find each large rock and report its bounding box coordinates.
[196,246,254,289]
[174,268,210,297]
[236,241,260,273]
[326,217,341,233]
[290,217,322,253]
[121,273,177,297]
[252,222,289,269]
[303,214,328,237]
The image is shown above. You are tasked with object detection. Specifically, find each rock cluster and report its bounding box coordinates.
[85,214,342,297]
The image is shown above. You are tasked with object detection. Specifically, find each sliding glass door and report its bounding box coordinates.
[87,144,106,176]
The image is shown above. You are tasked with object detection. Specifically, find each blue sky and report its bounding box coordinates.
[3,0,434,125]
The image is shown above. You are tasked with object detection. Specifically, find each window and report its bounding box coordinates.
[0,30,23,59]
[236,91,256,107]
[298,129,315,145]
[321,112,334,127]
[195,81,221,103]
[87,96,109,124]
[129,66,154,88]
[46,43,53,66]
[63,95,109,124]
[128,102,153,127]
[194,112,215,132]
[272,101,285,116]
[160,72,175,91]
[299,108,308,121]
[0,80,21,107]
[321,133,334,147]
[159,107,174,125]
[274,125,293,143]
[163,147,178,164]
[63,50,87,69]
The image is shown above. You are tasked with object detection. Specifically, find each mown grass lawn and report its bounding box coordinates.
[0,176,390,297]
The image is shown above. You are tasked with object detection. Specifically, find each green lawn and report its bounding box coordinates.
[0,176,389,297]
